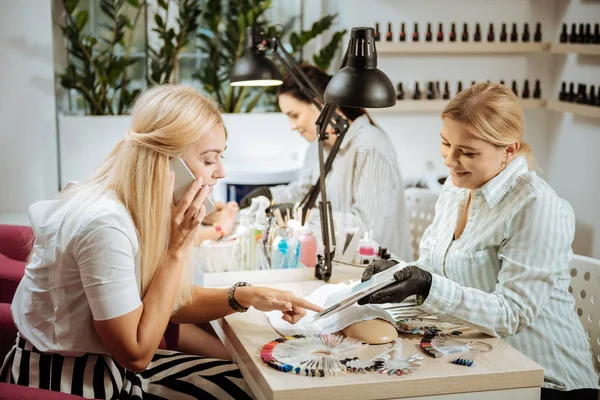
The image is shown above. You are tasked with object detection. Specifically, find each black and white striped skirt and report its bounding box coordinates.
[0,335,253,399]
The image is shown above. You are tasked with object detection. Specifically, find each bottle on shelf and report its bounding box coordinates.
[567,82,575,102]
[534,22,542,42]
[559,23,568,43]
[522,79,530,99]
[427,81,435,100]
[474,23,481,42]
[412,22,419,42]
[576,84,588,104]
[386,22,393,42]
[374,22,380,41]
[522,23,530,42]
[510,23,518,42]
[500,23,508,42]
[399,22,406,42]
[462,23,469,42]
[413,82,421,100]
[594,23,600,44]
[435,81,441,99]
[450,22,457,42]
[511,80,518,97]
[584,23,591,44]
[569,23,578,43]
[457,81,463,95]
[437,23,444,42]
[471,80,476,87]
[588,85,597,107]
[443,81,450,100]
[487,23,495,42]
[500,79,506,86]
[533,80,542,99]
[426,22,433,42]
[578,24,585,42]
[396,82,405,100]
[559,82,567,101]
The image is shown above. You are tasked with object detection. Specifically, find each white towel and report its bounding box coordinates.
[265,283,396,336]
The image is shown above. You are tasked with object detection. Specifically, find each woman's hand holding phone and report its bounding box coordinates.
[167,173,212,259]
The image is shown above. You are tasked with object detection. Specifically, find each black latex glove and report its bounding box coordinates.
[358,264,432,305]
[360,259,399,282]
[239,187,272,209]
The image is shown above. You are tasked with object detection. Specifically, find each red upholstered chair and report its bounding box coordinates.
[0,224,179,398]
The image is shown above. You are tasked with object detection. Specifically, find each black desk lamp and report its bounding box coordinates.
[230,26,395,281]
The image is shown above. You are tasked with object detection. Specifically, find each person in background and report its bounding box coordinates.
[359,83,599,400]
[1,85,321,399]
[240,64,413,262]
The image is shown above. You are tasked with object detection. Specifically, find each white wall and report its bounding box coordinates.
[545,0,600,257]
[323,0,600,258]
[0,1,58,213]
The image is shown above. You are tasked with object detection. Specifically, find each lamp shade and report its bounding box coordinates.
[324,27,396,108]
[230,26,283,87]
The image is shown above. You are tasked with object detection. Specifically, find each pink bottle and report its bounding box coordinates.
[299,227,317,268]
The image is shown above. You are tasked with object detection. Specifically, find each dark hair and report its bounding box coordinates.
[276,64,374,124]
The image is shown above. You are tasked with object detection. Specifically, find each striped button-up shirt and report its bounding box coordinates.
[416,156,599,391]
[270,115,413,261]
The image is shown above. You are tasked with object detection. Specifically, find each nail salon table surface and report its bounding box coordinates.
[209,265,544,400]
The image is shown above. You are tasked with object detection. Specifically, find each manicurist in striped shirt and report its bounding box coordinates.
[240,64,413,262]
[360,83,599,400]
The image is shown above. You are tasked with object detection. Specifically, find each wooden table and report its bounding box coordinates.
[211,265,544,400]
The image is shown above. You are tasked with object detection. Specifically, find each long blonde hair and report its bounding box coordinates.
[62,85,222,311]
[441,82,535,170]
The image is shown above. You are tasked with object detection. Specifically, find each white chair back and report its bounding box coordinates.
[404,188,438,260]
[569,254,600,385]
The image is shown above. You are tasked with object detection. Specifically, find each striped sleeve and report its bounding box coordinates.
[420,194,575,337]
[270,142,318,205]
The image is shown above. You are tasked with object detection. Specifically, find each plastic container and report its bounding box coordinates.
[298,226,318,268]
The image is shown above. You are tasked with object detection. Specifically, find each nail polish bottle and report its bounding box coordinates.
[412,23,419,42]
[426,23,433,42]
[500,79,505,86]
[500,23,508,42]
[461,23,469,42]
[471,80,476,87]
[386,22,393,42]
[487,23,495,42]
[374,23,380,41]
[437,23,444,42]
[533,80,542,99]
[435,81,441,98]
[511,80,518,96]
[569,23,578,43]
[450,22,457,42]
[457,81,463,94]
[594,23,600,44]
[559,23,568,43]
[522,79,530,99]
[584,23,591,44]
[567,82,575,102]
[522,23,530,42]
[588,85,596,106]
[510,23,518,42]
[559,82,567,101]
[474,23,481,42]
[413,82,421,100]
[576,84,587,104]
[399,22,406,42]
[578,24,585,42]
[534,22,542,42]
[427,82,435,100]
[443,81,450,99]
[396,82,405,100]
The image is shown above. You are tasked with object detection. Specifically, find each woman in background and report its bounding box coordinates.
[241,64,413,262]
[1,85,320,399]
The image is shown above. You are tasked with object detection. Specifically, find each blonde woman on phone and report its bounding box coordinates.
[1,85,321,399]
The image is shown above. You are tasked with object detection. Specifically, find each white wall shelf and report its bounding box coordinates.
[376,42,550,55]
[370,99,547,113]
[550,44,600,56]
[547,100,600,119]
